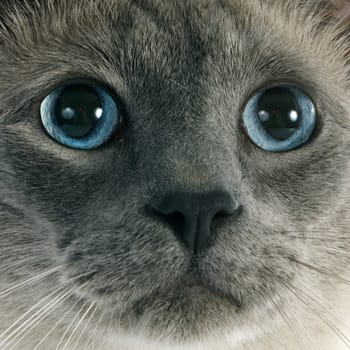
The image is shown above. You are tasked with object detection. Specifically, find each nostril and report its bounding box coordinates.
[214,204,242,219]
[214,210,230,218]
[165,211,185,238]
[145,204,185,238]
[148,190,241,254]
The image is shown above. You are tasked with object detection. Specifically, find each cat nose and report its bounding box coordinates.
[151,190,240,254]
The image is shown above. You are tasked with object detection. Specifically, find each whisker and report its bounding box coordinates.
[0,284,70,342]
[285,229,349,233]
[0,259,55,275]
[286,235,350,241]
[281,228,350,238]
[0,244,48,251]
[0,266,61,300]
[0,271,93,342]
[4,289,75,350]
[0,271,94,350]
[70,304,99,350]
[289,257,350,287]
[267,293,306,350]
[282,299,320,350]
[54,302,88,350]
[301,281,350,336]
[0,288,73,350]
[288,258,350,335]
[94,312,114,350]
[61,302,96,350]
[0,259,45,275]
[32,298,82,350]
[283,282,350,349]
[319,247,350,257]
[85,310,108,350]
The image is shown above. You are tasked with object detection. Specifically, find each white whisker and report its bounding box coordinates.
[0,266,61,300]
[92,312,114,350]
[70,304,99,350]
[0,257,45,268]
[300,282,350,336]
[0,272,93,348]
[61,303,96,350]
[268,292,307,350]
[0,283,69,342]
[32,298,82,350]
[290,258,350,287]
[54,302,88,350]
[4,289,75,350]
[85,310,107,350]
[284,282,350,349]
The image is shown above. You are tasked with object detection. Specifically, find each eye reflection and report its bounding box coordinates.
[258,110,270,122]
[289,110,299,122]
[95,108,104,119]
[61,107,75,120]
[242,85,317,152]
[40,83,121,149]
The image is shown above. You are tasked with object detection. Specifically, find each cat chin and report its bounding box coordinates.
[99,283,350,350]
[101,325,261,350]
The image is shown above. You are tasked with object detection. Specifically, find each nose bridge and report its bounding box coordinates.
[138,124,239,193]
[136,114,242,254]
[140,125,242,254]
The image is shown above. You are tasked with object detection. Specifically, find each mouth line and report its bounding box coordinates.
[178,272,243,309]
[184,260,242,308]
[129,278,242,321]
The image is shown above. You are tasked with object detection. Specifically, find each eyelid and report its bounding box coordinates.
[39,77,120,103]
[240,79,317,116]
[37,76,128,122]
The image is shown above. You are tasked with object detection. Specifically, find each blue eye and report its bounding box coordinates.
[242,85,316,152]
[40,83,121,149]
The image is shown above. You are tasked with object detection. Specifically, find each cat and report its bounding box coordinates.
[0,0,350,349]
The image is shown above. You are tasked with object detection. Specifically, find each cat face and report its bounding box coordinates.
[0,0,350,349]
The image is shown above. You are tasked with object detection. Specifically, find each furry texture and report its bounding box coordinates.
[0,0,350,349]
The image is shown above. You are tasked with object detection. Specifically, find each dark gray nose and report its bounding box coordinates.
[151,190,240,254]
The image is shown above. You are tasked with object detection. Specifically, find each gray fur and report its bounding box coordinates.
[0,0,350,349]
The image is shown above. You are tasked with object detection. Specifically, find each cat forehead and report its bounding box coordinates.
[0,0,336,50]
[0,0,348,112]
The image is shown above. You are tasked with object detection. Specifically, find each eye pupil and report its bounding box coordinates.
[54,85,103,138]
[41,82,120,150]
[257,87,301,141]
[242,84,316,152]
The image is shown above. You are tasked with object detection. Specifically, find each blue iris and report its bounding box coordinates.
[242,85,316,152]
[40,83,120,150]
